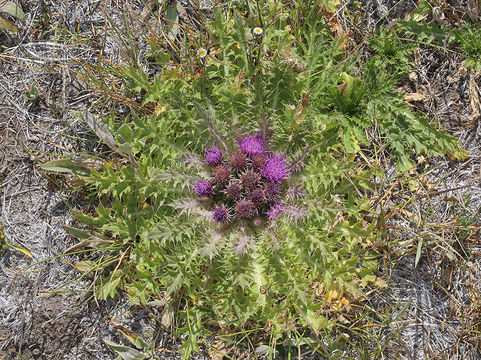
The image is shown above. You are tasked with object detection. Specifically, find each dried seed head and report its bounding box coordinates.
[241,170,260,191]
[230,151,247,170]
[213,165,230,184]
[235,200,255,218]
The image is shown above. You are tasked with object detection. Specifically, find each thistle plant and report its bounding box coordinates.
[191,132,296,249]
[42,1,467,358]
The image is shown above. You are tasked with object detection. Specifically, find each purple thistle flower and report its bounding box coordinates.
[261,153,291,182]
[213,165,230,184]
[205,146,223,167]
[266,203,285,219]
[213,206,229,223]
[235,200,256,218]
[238,134,265,155]
[192,180,213,197]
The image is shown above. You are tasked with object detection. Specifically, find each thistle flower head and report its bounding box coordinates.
[261,153,290,182]
[197,47,207,58]
[249,189,265,206]
[266,203,285,219]
[241,170,260,191]
[252,154,266,169]
[235,200,255,218]
[213,165,230,184]
[192,180,213,197]
[205,146,223,166]
[230,151,247,170]
[191,132,300,232]
[225,182,241,199]
[253,27,263,36]
[238,134,265,155]
[213,205,229,223]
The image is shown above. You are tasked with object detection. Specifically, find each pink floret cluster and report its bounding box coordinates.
[205,146,223,166]
[238,135,265,155]
[192,133,291,224]
[261,152,291,182]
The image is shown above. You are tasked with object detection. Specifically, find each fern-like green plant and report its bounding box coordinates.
[368,27,416,77]
[451,23,481,71]
[329,72,366,115]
